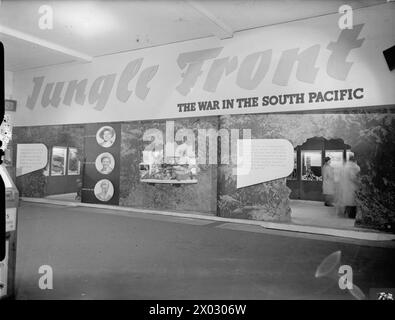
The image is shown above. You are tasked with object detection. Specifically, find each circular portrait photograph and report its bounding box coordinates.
[94,179,114,202]
[96,126,116,148]
[95,152,115,175]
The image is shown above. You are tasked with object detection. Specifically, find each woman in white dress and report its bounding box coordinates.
[340,156,360,218]
[322,157,335,206]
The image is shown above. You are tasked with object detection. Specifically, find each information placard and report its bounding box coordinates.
[16,143,48,176]
[237,139,294,188]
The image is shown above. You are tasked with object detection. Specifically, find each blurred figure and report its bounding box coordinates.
[75,178,82,201]
[337,155,360,218]
[322,156,334,206]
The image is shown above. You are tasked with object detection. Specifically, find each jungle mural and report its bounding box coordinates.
[217,109,395,232]
[11,108,395,232]
[119,116,219,214]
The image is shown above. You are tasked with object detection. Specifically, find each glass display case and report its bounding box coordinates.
[50,146,67,176]
[286,137,352,201]
[140,141,198,184]
[67,147,80,175]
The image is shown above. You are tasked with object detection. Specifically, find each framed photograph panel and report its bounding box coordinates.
[51,146,67,176]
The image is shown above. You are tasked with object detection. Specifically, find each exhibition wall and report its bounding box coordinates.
[5,71,13,100]
[13,116,219,214]
[12,107,395,231]
[217,109,395,230]
[119,116,218,214]
[13,125,84,197]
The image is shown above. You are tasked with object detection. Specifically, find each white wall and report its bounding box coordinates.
[5,70,13,99]
[4,71,16,139]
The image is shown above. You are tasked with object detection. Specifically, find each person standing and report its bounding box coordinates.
[322,156,335,206]
[341,155,361,218]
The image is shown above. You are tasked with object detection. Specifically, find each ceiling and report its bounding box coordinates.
[0,0,388,71]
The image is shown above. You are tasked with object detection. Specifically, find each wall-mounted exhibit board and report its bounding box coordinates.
[236,139,294,188]
[81,123,121,205]
[11,3,395,127]
[13,125,85,197]
[16,143,48,176]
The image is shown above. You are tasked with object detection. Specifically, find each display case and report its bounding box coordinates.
[286,137,352,201]
[140,142,198,185]
[0,164,19,299]
[139,160,198,185]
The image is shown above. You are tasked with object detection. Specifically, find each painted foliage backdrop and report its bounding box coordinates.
[11,109,395,231]
[119,117,218,214]
[218,110,395,231]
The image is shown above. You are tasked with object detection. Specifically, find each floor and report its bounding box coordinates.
[44,194,357,230]
[13,202,395,299]
[45,193,80,203]
[290,200,356,229]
